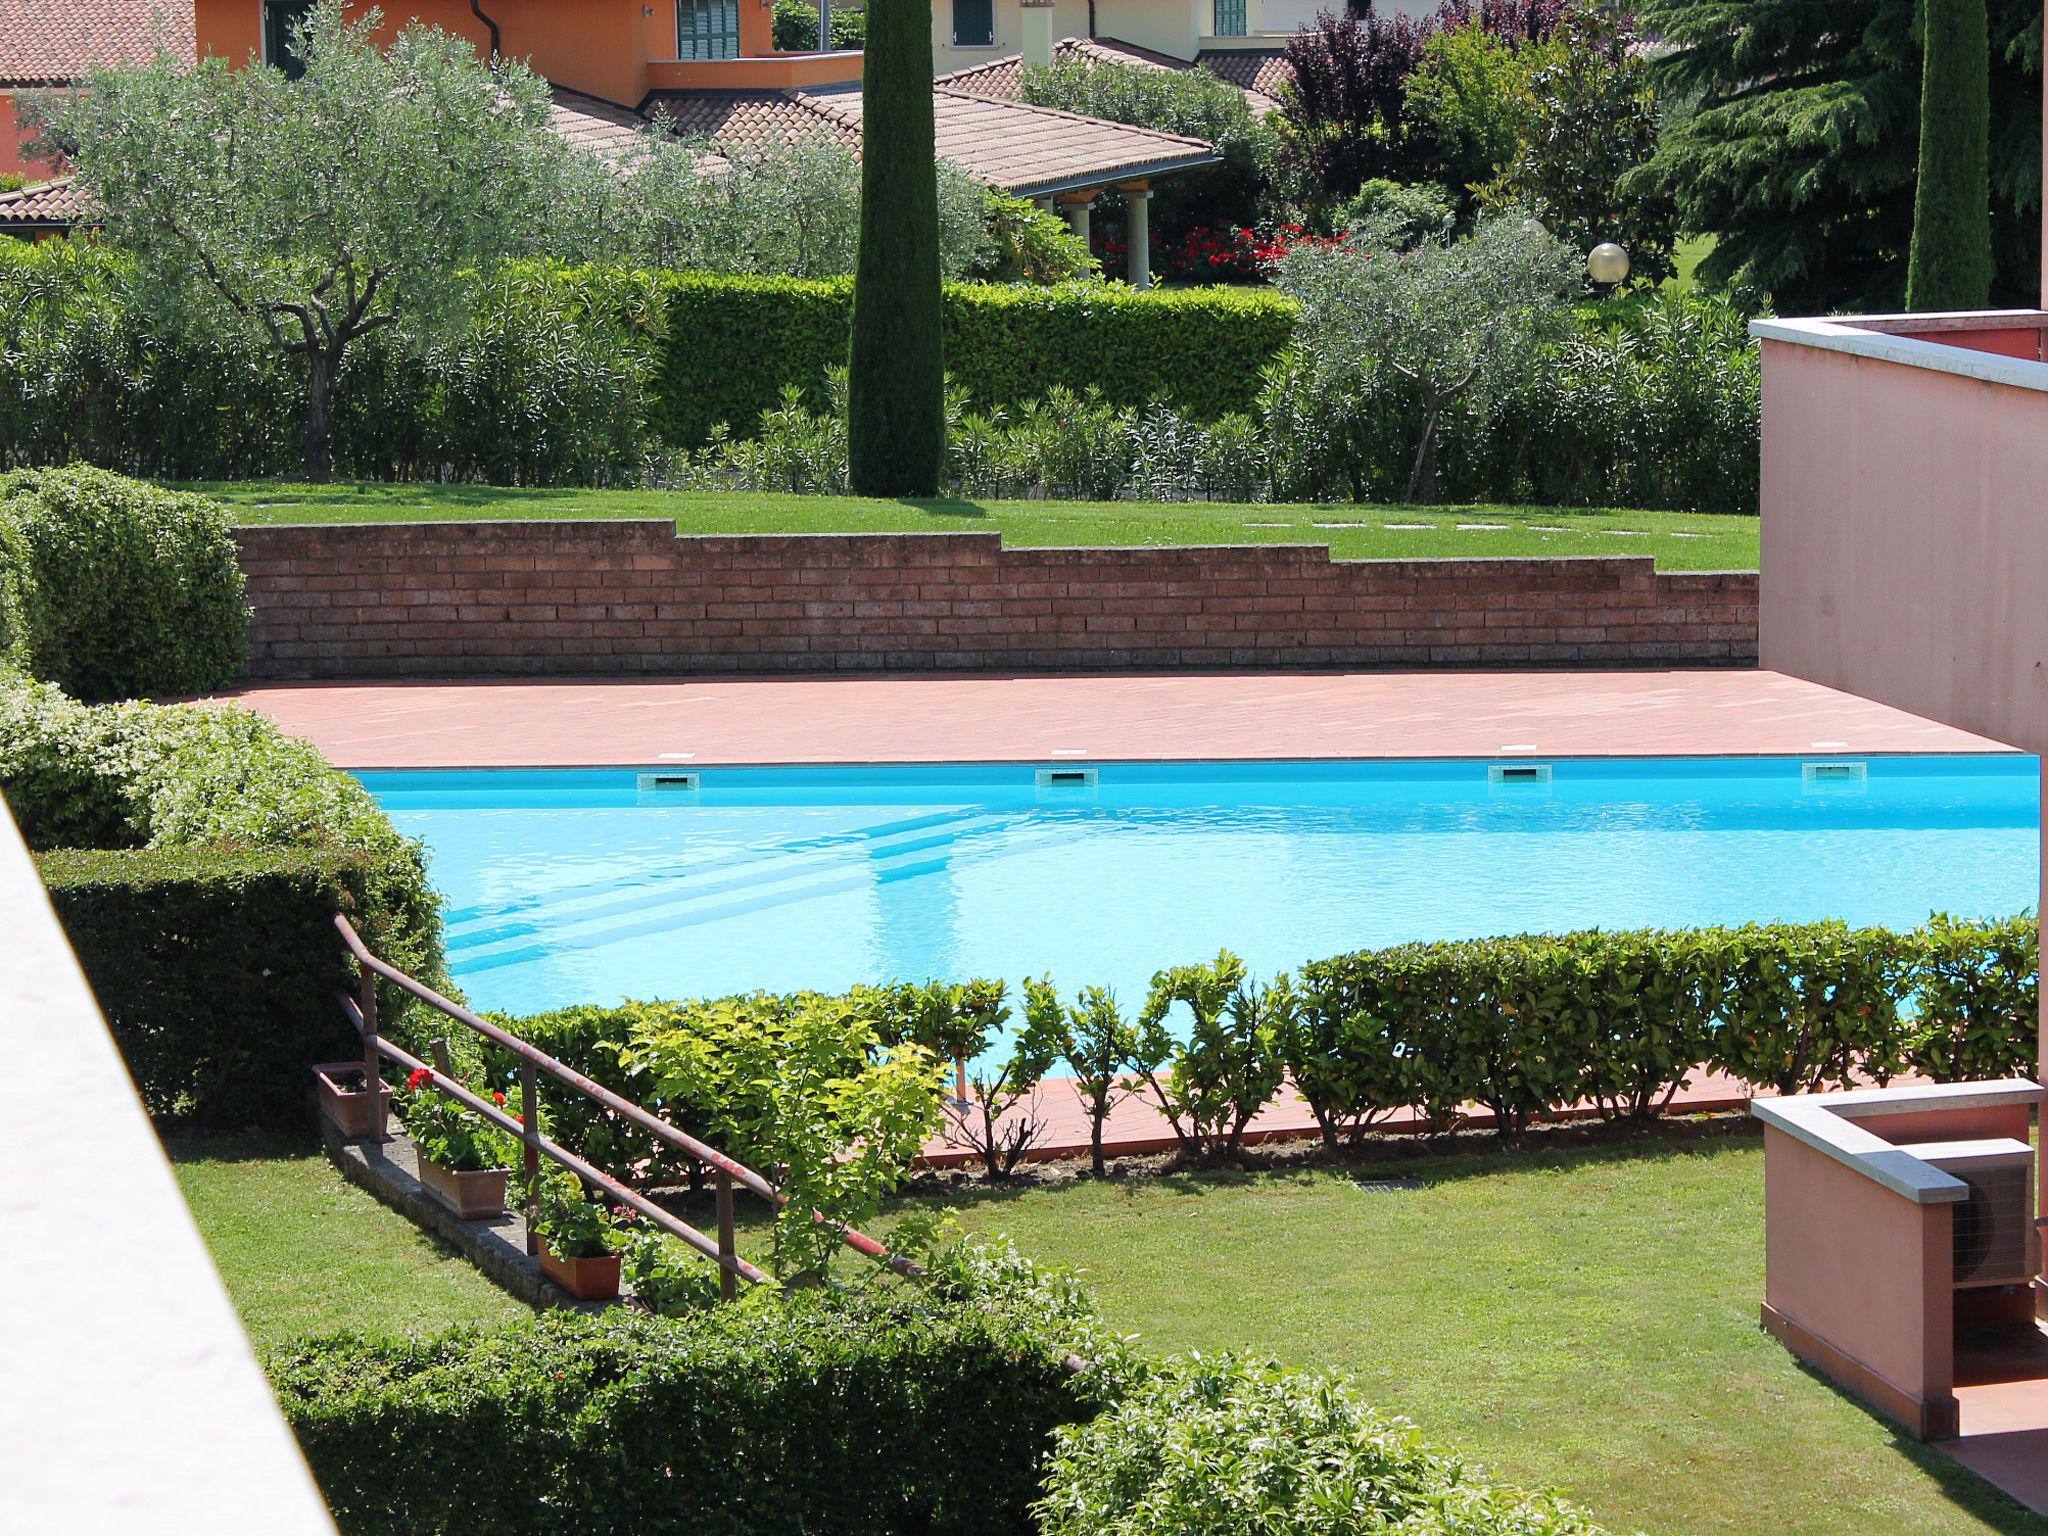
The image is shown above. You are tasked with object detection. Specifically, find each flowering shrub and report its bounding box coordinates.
[397,1068,518,1172]
[1167,224,1347,282]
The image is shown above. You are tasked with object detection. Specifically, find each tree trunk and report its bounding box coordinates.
[1090,1109,1105,1178]
[1404,405,1440,505]
[303,350,336,484]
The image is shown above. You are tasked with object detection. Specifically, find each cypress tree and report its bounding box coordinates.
[1906,0,1995,308]
[847,0,945,497]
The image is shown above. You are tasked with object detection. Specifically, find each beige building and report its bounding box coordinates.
[930,0,1325,79]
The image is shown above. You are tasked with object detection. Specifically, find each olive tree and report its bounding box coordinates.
[570,127,994,280]
[1279,215,1578,502]
[28,2,574,482]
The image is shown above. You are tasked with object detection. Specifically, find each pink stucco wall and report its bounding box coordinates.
[1758,337,2048,758]
[1762,1125,1954,1428]
[1756,326,2048,1107]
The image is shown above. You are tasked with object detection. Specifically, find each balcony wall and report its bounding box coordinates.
[1755,311,2048,760]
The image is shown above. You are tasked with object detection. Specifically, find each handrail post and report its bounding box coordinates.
[521,1057,540,1257]
[358,954,385,1141]
[716,1169,737,1303]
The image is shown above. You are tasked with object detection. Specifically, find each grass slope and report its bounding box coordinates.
[200,483,1761,573]
[171,1136,521,1350]
[882,1136,2045,1536]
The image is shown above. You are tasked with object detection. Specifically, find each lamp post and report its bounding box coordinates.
[1587,241,1630,288]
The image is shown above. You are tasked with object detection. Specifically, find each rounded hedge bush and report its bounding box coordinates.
[0,464,248,701]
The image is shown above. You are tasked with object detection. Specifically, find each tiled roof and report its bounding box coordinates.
[643,83,1219,197]
[645,88,863,152]
[937,35,1187,100]
[549,86,653,162]
[0,0,195,87]
[938,35,1289,115]
[1193,47,1293,111]
[0,176,91,230]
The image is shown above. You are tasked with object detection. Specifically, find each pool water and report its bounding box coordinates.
[366,756,2039,1042]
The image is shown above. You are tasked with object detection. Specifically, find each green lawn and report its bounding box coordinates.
[170,1136,522,1350]
[879,1136,2044,1536]
[199,483,1761,572]
[174,1130,2038,1536]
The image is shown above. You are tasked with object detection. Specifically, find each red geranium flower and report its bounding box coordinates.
[406,1067,432,1090]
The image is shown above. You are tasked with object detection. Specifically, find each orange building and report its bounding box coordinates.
[3,0,1219,282]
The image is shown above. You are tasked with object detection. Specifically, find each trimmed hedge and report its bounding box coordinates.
[270,1295,1111,1536]
[655,273,1298,446]
[0,465,248,701]
[484,917,2037,1179]
[2,678,446,1121]
[37,846,371,1128]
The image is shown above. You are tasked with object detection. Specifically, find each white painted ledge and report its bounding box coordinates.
[0,806,335,1532]
[1751,1078,2044,1204]
[1751,312,2048,395]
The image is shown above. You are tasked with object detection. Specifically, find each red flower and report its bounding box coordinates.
[406,1067,432,1090]
[492,1091,506,1106]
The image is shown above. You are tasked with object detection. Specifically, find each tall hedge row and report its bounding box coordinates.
[655,273,1299,446]
[271,1298,1110,1536]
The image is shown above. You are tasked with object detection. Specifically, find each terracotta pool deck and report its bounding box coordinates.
[223,668,2014,769]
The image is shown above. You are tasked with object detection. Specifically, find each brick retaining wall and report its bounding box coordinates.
[234,520,1759,679]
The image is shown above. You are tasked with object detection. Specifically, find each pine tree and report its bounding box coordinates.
[1906,0,1994,308]
[1634,0,2038,313]
[847,0,945,497]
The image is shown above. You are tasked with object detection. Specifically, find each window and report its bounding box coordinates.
[952,0,995,47]
[1212,0,1248,35]
[677,0,741,60]
[263,0,315,78]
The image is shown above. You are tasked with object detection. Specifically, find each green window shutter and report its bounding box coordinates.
[1212,0,1247,35]
[953,0,995,47]
[677,0,741,60]
[263,0,315,78]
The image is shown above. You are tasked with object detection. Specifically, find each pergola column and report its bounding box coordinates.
[1122,182,1152,290]
[1060,190,1097,247]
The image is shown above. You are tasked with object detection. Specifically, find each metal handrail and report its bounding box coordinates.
[332,913,922,1291]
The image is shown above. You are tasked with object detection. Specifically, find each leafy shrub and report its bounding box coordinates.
[621,993,943,1278]
[1136,951,1290,1159]
[271,1293,1113,1536]
[0,240,651,484]
[0,679,444,1038]
[0,465,248,700]
[1036,1356,1605,1536]
[33,845,371,1128]
[1904,912,2040,1080]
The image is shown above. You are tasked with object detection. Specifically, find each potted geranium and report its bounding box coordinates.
[397,1068,517,1219]
[531,1177,632,1302]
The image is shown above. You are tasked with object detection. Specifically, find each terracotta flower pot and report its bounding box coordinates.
[415,1153,511,1219]
[538,1238,623,1302]
[313,1062,392,1141]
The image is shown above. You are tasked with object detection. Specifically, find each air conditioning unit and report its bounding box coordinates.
[1897,1139,2036,1288]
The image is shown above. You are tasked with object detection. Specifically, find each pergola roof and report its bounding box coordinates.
[936,35,1289,116]
[0,0,195,87]
[643,82,1219,198]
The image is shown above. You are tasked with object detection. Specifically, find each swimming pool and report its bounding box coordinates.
[366,754,2040,1032]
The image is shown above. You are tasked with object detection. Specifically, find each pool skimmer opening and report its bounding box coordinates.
[1035,766,1100,789]
[636,771,701,793]
[1802,761,1869,783]
[1488,763,1553,784]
